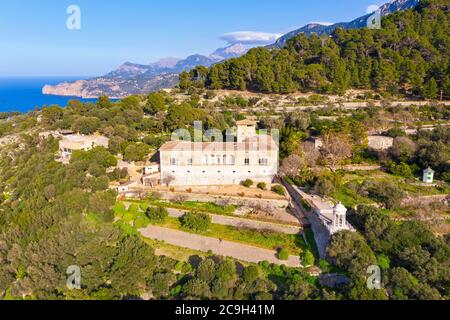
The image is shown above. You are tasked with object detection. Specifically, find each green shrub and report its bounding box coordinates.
[170,285,182,297]
[443,171,450,184]
[242,179,254,188]
[386,127,406,138]
[300,199,312,211]
[301,250,315,267]
[318,259,331,273]
[181,262,193,274]
[128,203,140,213]
[257,182,267,190]
[271,185,286,196]
[134,214,150,228]
[242,265,260,283]
[180,211,211,232]
[175,261,184,272]
[145,206,169,224]
[284,177,294,186]
[377,254,391,270]
[368,182,405,209]
[314,177,336,196]
[277,248,289,261]
[388,161,413,178]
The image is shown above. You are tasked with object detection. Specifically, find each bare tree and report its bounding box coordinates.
[137,191,148,200]
[279,154,304,177]
[172,194,188,203]
[162,174,176,187]
[301,141,320,167]
[396,110,414,124]
[216,198,232,207]
[319,134,353,171]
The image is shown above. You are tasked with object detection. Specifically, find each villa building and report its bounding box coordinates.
[58,134,109,162]
[158,121,279,186]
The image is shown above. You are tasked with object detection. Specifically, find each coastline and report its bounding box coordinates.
[0,77,100,113]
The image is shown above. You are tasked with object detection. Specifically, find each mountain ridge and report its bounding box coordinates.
[273,0,420,48]
[42,42,251,98]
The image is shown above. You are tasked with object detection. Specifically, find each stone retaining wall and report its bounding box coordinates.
[402,194,449,206]
[154,191,290,209]
[282,181,332,259]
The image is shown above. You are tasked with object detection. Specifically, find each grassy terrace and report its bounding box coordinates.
[142,238,210,262]
[332,170,450,208]
[124,198,300,227]
[127,199,237,215]
[114,202,310,256]
[304,229,319,260]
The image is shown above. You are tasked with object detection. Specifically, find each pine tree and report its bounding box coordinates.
[424,78,439,100]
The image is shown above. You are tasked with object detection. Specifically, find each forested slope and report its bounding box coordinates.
[181,0,449,98]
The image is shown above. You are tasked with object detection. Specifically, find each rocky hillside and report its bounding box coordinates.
[42,74,179,99]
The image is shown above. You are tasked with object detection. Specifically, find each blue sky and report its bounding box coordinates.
[0,0,385,77]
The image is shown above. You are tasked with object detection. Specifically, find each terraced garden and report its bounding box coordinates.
[114,202,311,256]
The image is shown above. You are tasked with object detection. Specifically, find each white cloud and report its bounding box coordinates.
[220,31,283,45]
[310,22,334,26]
[366,4,380,14]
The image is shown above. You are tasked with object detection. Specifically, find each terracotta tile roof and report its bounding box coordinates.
[159,136,278,152]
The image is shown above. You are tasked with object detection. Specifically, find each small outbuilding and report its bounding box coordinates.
[422,168,435,184]
[116,181,139,193]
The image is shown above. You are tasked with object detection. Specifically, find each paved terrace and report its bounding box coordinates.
[140,225,301,268]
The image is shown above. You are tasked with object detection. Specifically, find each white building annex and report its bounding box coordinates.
[58,134,109,162]
[159,121,279,186]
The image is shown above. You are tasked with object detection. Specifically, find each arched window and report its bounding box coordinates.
[228,155,235,165]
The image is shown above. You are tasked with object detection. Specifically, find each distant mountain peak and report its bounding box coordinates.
[149,57,181,69]
[210,43,251,61]
[105,62,150,79]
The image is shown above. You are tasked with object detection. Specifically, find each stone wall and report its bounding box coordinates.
[368,136,394,151]
[154,191,290,209]
[282,181,332,259]
[401,194,449,207]
[161,165,276,186]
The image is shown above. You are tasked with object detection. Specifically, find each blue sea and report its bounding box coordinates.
[0,77,100,113]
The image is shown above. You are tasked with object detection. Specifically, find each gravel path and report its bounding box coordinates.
[140,225,301,267]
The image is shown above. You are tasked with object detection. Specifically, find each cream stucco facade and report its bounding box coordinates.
[159,121,279,186]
